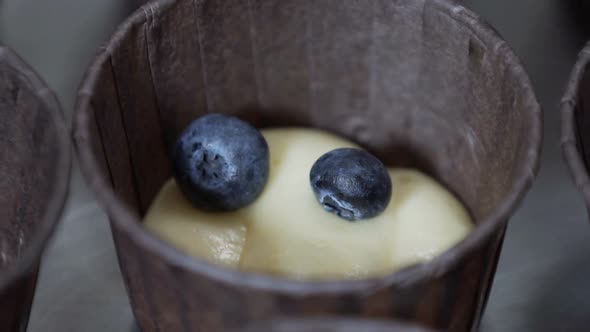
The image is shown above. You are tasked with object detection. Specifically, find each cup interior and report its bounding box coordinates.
[84,0,538,225]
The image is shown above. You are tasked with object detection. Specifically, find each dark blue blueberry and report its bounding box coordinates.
[310,148,392,221]
[173,114,269,211]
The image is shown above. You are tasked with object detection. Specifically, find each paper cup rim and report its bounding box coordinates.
[562,40,590,213]
[74,0,541,295]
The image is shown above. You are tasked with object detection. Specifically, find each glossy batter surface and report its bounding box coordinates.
[145,128,473,279]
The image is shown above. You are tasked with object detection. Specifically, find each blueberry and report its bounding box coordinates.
[310,148,392,221]
[173,114,269,211]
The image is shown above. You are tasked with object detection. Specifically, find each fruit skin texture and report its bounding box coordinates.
[173,114,269,211]
[310,148,392,221]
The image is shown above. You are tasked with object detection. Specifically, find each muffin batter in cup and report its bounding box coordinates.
[145,127,472,280]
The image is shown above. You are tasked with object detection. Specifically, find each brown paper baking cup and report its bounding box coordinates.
[562,41,590,216]
[236,317,439,332]
[73,0,541,331]
[0,46,70,332]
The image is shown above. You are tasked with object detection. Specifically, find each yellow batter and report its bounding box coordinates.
[144,128,473,280]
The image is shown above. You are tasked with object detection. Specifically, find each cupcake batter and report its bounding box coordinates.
[144,128,473,280]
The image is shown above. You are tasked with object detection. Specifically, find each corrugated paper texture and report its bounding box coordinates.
[75,0,541,331]
[0,47,70,332]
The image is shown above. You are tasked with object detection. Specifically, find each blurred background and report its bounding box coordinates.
[1,0,590,331]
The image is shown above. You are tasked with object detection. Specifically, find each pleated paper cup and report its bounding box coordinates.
[563,41,590,216]
[74,0,541,331]
[0,46,70,332]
